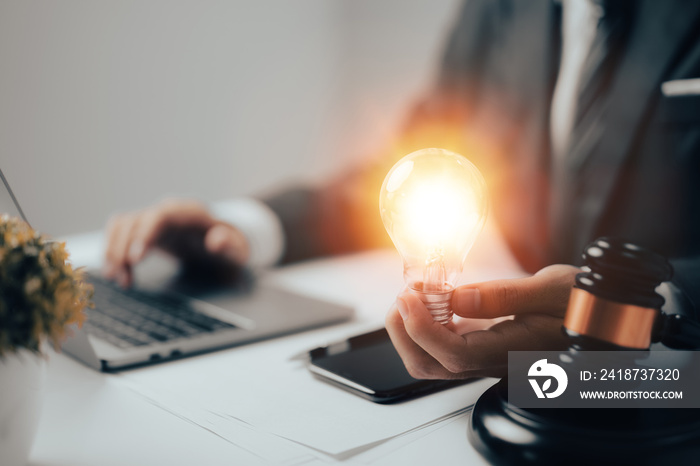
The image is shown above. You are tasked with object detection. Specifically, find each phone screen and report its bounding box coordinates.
[308,328,469,402]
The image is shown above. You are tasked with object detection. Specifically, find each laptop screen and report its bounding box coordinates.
[0,168,30,225]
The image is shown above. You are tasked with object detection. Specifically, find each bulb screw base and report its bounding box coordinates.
[408,286,454,324]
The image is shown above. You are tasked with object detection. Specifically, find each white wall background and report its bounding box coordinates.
[0,0,460,236]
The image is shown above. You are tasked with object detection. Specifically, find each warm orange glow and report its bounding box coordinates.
[308,89,521,271]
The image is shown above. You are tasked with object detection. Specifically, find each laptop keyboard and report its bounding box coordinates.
[83,275,236,349]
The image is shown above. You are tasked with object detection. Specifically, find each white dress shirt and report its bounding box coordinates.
[550,0,602,161]
[210,198,284,268]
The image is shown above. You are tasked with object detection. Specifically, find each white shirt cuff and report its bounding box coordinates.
[210,198,285,268]
[658,281,683,315]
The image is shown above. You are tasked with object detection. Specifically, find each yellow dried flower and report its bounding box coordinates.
[0,214,93,356]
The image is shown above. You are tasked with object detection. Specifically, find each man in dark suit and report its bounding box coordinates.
[103,0,700,378]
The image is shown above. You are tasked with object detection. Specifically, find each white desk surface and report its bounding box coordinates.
[30,225,523,466]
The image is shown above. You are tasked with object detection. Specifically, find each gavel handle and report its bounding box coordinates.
[657,313,700,350]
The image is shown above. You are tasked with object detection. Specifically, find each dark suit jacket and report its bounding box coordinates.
[263,0,700,318]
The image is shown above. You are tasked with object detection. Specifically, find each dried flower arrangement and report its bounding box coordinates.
[0,215,93,356]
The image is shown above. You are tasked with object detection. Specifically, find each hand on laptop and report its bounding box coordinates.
[385,265,579,379]
[102,199,250,287]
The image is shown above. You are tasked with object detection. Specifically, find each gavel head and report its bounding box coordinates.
[563,237,673,350]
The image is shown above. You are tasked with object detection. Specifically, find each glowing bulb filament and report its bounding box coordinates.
[423,249,448,293]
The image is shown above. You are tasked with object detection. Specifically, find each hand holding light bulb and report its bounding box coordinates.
[381,148,578,379]
[380,148,489,324]
[385,264,579,379]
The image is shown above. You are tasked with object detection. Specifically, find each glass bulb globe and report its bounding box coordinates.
[379,148,488,324]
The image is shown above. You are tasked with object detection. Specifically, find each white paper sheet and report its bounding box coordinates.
[36,354,270,466]
[118,332,497,456]
[117,379,312,464]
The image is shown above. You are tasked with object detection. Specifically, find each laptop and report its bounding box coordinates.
[0,168,353,371]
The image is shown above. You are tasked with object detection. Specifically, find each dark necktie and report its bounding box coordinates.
[549,0,635,264]
[570,0,632,145]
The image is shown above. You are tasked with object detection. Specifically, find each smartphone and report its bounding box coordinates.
[307,328,472,403]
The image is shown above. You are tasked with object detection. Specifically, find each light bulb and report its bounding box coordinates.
[379,148,488,324]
